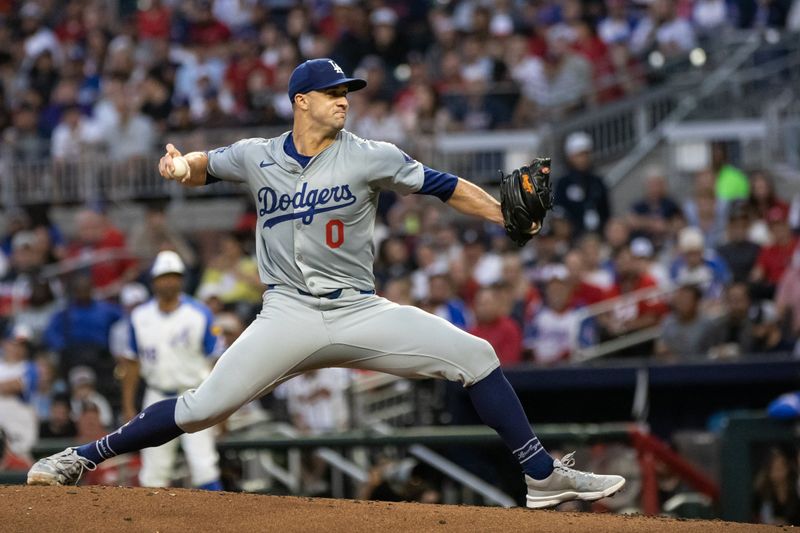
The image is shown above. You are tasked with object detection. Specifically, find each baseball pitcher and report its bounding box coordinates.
[29,58,624,508]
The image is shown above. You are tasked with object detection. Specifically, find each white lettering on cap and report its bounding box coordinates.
[328,60,344,75]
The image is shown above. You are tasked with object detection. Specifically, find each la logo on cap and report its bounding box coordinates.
[328,60,344,74]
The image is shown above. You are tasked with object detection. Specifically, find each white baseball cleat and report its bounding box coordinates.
[27,448,97,486]
[525,451,626,509]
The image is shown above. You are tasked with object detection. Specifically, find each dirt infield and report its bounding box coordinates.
[0,486,788,533]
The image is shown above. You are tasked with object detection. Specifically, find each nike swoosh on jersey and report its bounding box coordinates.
[260,160,275,168]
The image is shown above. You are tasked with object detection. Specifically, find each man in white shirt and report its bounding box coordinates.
[119,251,222,490]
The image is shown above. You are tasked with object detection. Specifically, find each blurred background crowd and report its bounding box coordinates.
[1,0,799,524]
[2,0,800,162]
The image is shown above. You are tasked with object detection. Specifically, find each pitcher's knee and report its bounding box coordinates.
[175,389,234,434]
[460,338,500,387]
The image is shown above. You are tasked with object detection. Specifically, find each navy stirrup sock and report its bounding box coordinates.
[467,368,555,480]
[76,398,184,465]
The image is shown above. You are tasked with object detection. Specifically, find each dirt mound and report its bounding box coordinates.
[0,486,783,532]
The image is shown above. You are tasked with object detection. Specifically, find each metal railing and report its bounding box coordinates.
[573,285,677,362]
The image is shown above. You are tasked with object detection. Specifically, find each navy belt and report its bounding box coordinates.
[267,285,375,299]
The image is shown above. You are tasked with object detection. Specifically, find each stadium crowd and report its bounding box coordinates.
[2,0,800,162]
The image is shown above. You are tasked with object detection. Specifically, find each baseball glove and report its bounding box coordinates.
[499,157,554,247]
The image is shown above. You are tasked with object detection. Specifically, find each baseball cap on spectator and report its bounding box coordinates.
[766,204,789,224]
[20,2,42,19]
[565,132,593,156]
[630,237,654,258]
[11,231,37,251]
[151,250,185,278]
[9,323,33,342]
[288,58,367,102]
[370,7,397,26]
[120,282,149,307]
[490,14,514,37]
[678,227,705,252]
[69,366,96,389]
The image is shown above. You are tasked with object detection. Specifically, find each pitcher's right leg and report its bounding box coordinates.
[28,289,328,486]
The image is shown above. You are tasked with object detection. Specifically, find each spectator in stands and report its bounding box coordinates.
[669,227,731,301]
[598,246,668,346]
[528,227,564,286]
[50,104,102,162]
[409,238,446,302]
[693,0,734,37]
[382,276,413,305]
[514,29,592,120]
[712,143,750,202]
[351,97,406,145]
[630,0,697,58]
[68,365,113,429]
[751,204,798,298]
[598,0,638,45]
[578,233,615,290]
[109,283,149,361]
[630,236,671,289]
[604,216,632,255]
[500,253,541,327]
[195,233,263,315]
[38,394,77,439]
[628,166,681,247]
[524,265,595,365]
[0,231,48,335]
[655,283,717,361]
[29,353,60,422]
[11,277,60,347]
[2,103,48,163]
[128,202,198,274]
[753,446,800,525]
[554,132,611,236]
[43,274,121,391]
[99,93,158,163]
[563,249,609,307]
[683,169,728,249]
[742,298,793,354]
[709,282,760,358]
[461,229,503,288]
[0,325,39,458]
[468,285,523,367]
[716,201,762,283]
[748,170,789,243]
[776,246,800,339]
[374,236,412,290]
[20,2,62,64]
[571,18,625,104]
[420,273,470,330]
[65,208,138,294]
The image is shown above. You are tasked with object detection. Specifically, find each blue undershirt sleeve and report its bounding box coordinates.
[417,166,459,202]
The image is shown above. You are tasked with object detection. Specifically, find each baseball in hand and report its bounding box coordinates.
[171,156,189,180]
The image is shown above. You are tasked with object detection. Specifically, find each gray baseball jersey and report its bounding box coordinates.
[207,130,424,295]
[172,130,499,434]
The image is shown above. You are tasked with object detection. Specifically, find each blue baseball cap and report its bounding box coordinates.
[288,58,367,103]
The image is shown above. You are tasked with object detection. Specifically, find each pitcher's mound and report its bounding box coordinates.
[0,485,781,532]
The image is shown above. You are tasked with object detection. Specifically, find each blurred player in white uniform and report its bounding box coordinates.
[119,251,222,490]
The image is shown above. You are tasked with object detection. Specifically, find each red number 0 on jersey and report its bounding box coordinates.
[326,219,345,248]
